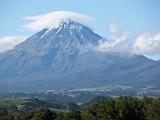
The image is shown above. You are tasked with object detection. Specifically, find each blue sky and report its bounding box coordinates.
[0,0,160,60]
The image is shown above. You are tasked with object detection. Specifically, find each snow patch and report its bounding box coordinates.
[55,26,63,34]
[40,28,52,38]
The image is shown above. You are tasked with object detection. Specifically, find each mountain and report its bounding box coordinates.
[0,20,159,91]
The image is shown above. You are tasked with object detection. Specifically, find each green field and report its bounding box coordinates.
[0,98,32,107]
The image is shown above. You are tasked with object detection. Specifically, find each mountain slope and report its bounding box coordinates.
[0,21,103,75]
[0,20,159,91]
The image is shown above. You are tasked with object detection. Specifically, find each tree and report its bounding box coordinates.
[24,108,57,120]
[63,110,82,120]
[82,98,118,120]
[142,96,154,119]
[0,107,7,116]
[146,99,160,120]
[115,96,145,120]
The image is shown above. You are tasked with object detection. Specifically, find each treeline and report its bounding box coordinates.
[0,96,160,120]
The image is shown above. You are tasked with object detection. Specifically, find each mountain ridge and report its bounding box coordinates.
[0,20,159,91]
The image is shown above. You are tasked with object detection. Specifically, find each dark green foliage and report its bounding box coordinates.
[24,108,57,120]
[23,109,82,120]
[0,107,7,116]
[115,96,145,120]
[63,110,82,120]
[146,98,160,120]
[0,115,14,120]
[0,96,160,120]
[82,98,118,120]
[82,96,160,120]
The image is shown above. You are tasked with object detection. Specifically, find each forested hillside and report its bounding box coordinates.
[0,96,159,120]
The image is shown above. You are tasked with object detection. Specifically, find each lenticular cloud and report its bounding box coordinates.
[22,11,94,31]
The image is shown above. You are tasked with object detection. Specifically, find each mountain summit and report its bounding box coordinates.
[0,20,159,91]
[15,20,103,58]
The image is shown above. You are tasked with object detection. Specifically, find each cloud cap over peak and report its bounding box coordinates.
[22,11,94,31]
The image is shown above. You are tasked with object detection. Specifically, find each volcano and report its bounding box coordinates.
[0,20,159,91]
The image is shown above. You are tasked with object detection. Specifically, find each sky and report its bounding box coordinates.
[0,0,160,60]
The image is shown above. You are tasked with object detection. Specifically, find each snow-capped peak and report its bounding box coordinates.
[39,19,85,38]
[59,19,83,30]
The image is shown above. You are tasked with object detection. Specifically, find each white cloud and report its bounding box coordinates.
[108,20,125,33]
[98,30,160,57]
[22,11,94,31]
[133,32,160,55]
[98,20,131,53]
[0,36,27,53]
[104,20,160,58]
[108,22,117,33]
[97,32,130,53]
[98,21,130,53]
